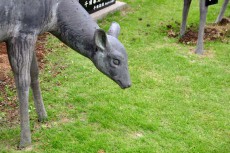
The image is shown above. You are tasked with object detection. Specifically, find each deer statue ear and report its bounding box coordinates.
[108,22,121,38]
[94,29,108,51]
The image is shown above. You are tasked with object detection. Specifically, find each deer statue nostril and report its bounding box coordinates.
[124,82,132,89]
[117,80,131,89]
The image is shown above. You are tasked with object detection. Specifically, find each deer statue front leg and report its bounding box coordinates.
[6,34,37,148]
[196,0,208,54]
[30,51,47,122]
[180,0,192,36]
[215,0,229,23]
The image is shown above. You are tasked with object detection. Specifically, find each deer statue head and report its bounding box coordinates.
[92,22,131,89]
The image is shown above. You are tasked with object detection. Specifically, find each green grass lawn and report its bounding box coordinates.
[0,0,230,152]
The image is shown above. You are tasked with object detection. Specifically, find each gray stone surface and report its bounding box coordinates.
[91,1,127,20]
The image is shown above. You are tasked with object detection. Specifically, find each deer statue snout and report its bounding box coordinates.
[92,22,131,89]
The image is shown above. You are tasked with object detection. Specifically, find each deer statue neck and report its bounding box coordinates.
[51,0,99,59]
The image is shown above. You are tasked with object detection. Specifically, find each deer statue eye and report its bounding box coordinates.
[113,59,120,65]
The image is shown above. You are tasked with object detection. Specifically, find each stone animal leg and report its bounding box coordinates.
[195,0,208,54]
[31,51,47,122]
[6,34,37,148]
[215,0,229,23]
[180,0,192,36]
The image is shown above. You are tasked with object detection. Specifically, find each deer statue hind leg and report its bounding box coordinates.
[196,0,208,54]
[30,50,47,122]
[180,0,192,37]
[215,0,229,23]
[6,34,37,148]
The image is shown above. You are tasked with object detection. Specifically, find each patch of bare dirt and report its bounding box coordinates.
[218,17,230,26]
[0,33,50,125]
[167,17,230,45]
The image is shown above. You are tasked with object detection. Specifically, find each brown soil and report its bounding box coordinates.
[167,17,230,45]
[218,17,230,26]
[0,33,50,125]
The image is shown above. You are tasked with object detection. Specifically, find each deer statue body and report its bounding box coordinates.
[0,0,131,148]
[180,0,229,54]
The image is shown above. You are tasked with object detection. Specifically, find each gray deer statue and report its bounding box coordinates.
[180,0,229,54]
[0,0,131,148]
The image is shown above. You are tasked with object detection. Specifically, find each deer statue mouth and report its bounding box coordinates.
[115,79,132,89]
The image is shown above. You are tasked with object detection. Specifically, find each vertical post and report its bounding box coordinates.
[215,0,229,23]
[180,0,192,37]
[195,0,208,54]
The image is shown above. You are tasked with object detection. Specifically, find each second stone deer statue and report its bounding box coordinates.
[180,0,229,54]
